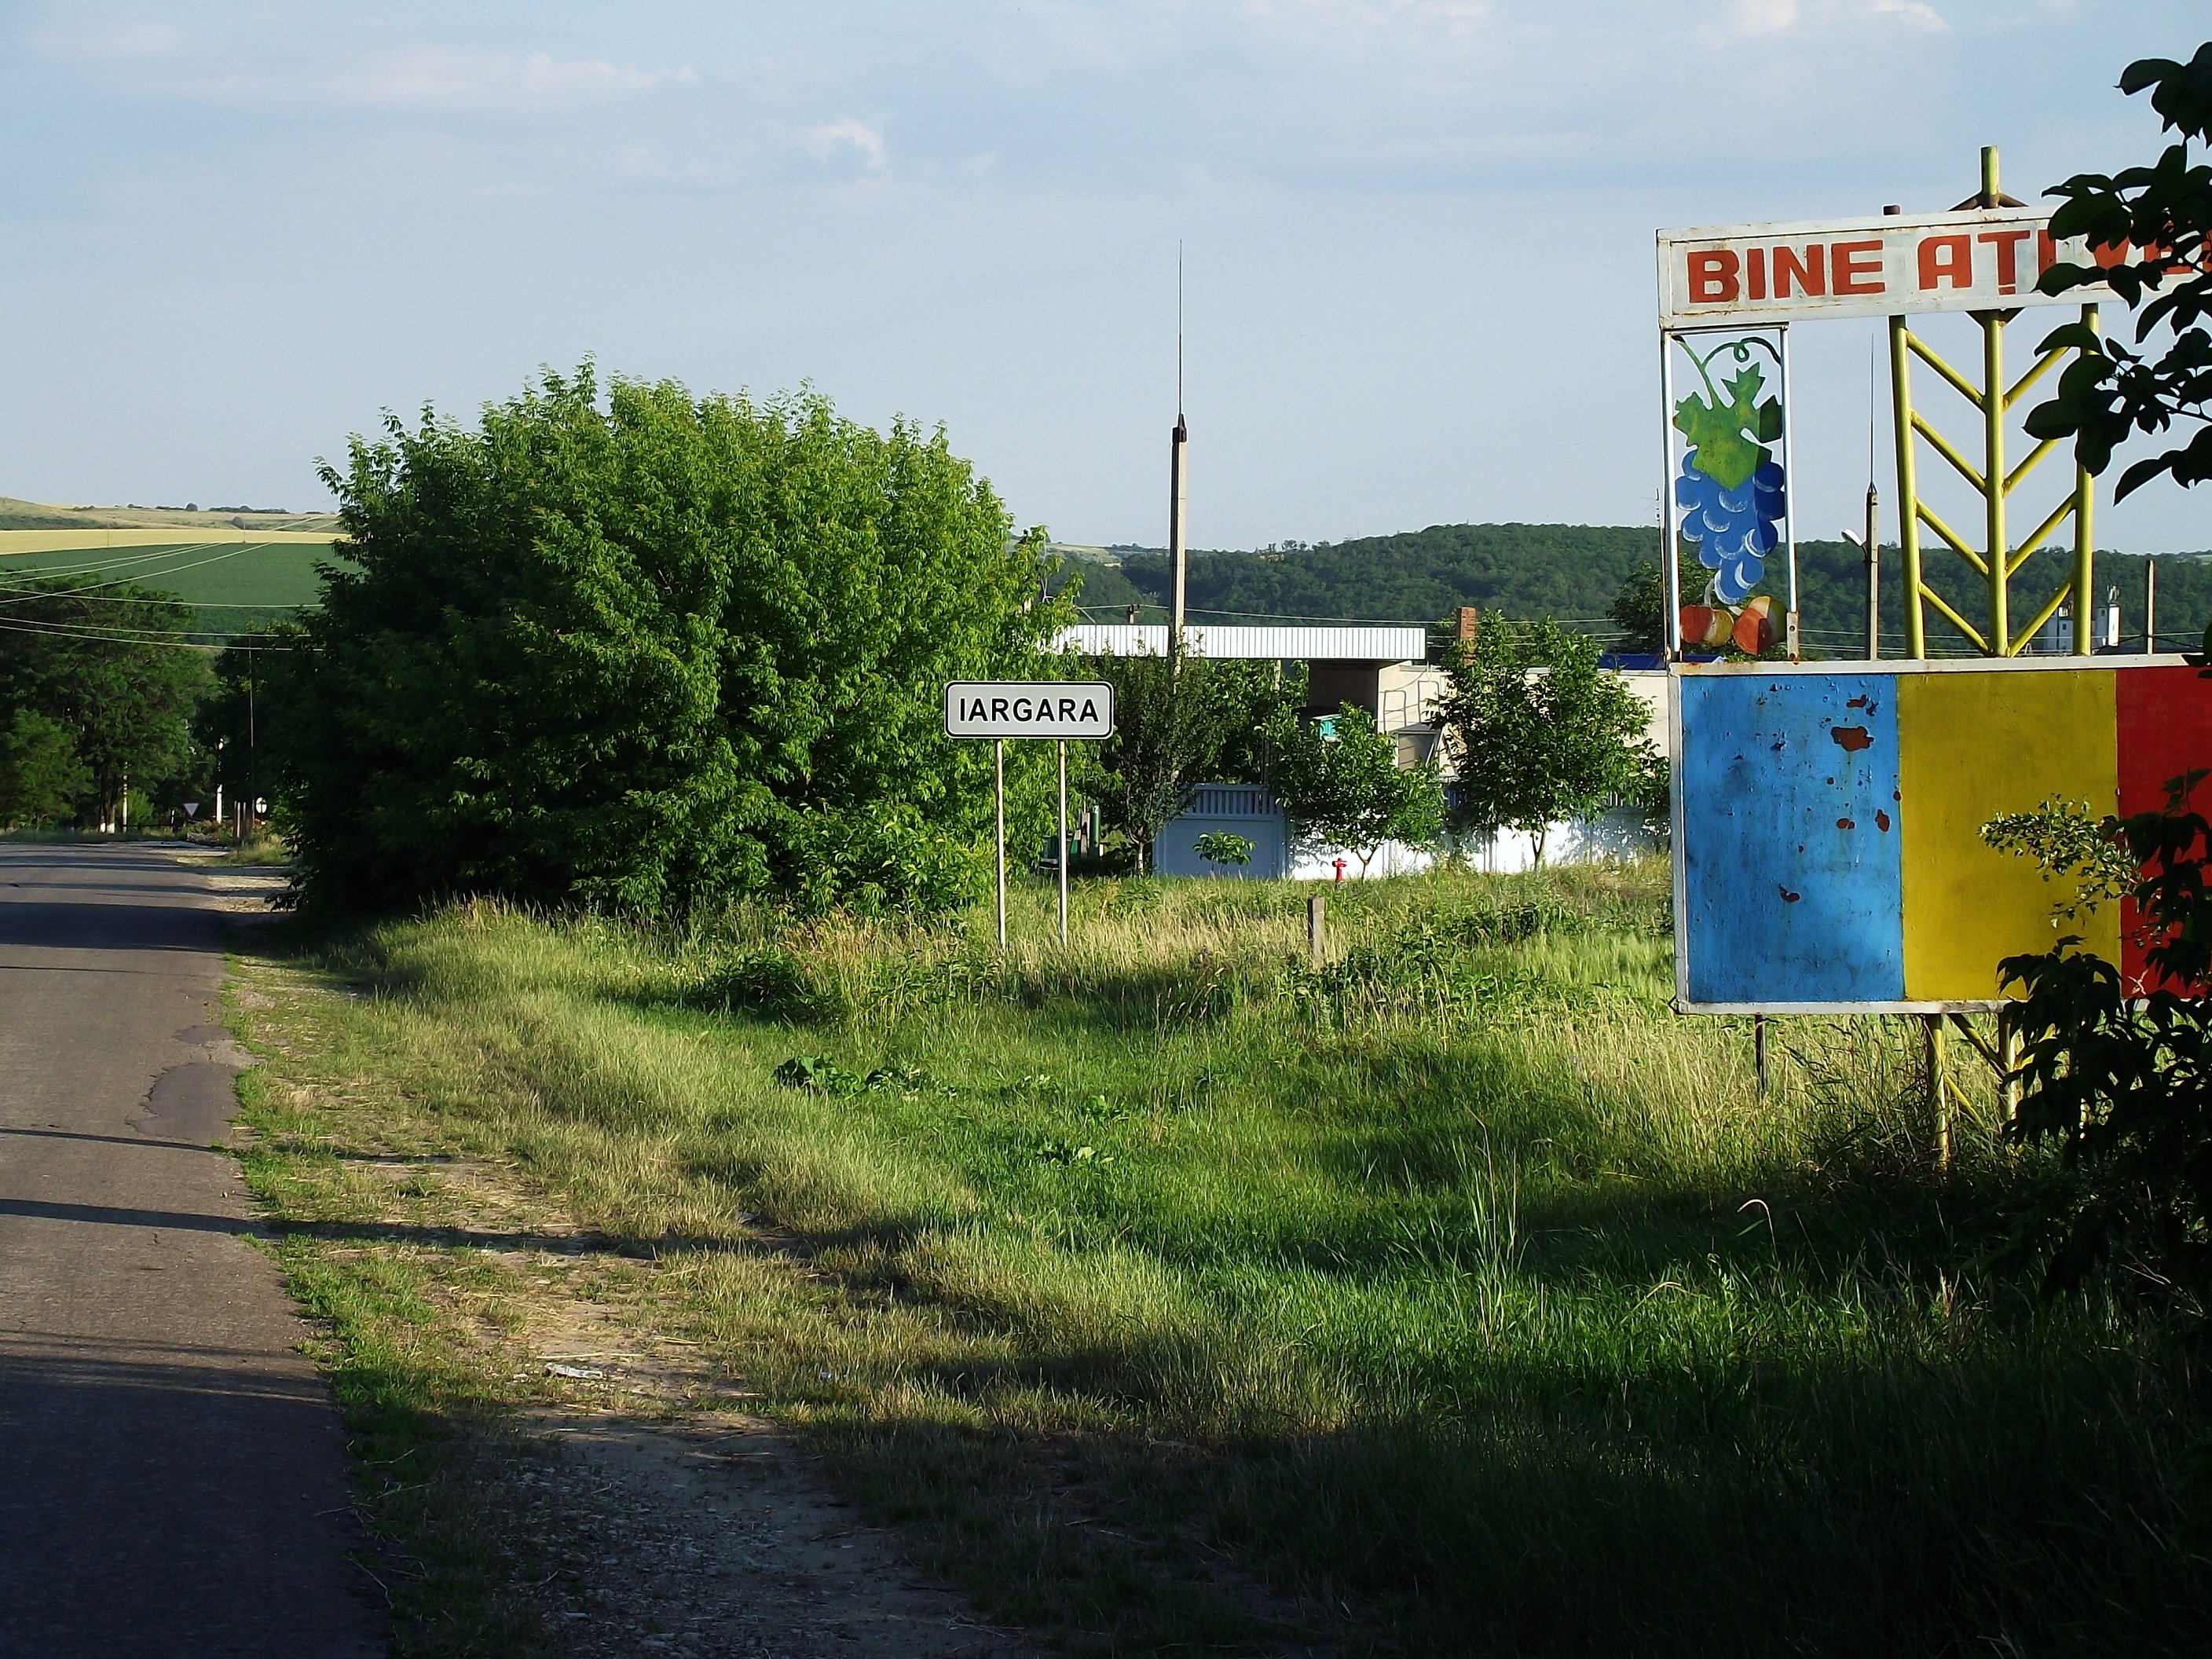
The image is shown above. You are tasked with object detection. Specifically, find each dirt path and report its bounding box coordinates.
[222,903,1040,1658]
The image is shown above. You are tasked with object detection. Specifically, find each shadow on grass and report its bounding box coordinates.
[0,1195,729,1260]
[821,1325,2211,1659]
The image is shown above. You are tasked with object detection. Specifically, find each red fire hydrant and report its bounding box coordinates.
[1332,857,1347,884]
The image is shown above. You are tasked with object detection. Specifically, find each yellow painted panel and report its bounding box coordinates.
[1899,668,2120,1002]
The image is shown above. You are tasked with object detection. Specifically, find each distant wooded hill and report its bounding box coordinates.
[1054,523,2212,657]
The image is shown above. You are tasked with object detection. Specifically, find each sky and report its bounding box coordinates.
[0,1,2205,556]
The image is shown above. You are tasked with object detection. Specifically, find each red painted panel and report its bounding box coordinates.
[2115,665,2212,992]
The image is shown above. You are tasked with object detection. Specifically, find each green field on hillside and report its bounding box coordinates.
[0,494,340,534]
[0,540,335,635]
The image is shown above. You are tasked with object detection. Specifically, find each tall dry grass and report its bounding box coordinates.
[248,860,2210,1656]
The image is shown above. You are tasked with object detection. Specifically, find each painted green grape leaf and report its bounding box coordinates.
[1674,361,1778,491]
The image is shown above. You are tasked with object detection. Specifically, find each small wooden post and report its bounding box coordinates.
[1306,892,1326,969]
[1998,1016,2020,1123]
[994,738,1007,949]
[1925,1013,1951,1171]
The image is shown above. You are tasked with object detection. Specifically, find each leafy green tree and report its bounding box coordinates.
[0,709,92,826]
[275,365,1067,916]
[1607,561,1666,654]
[1988,773,2212,1303]
[1262,703,1444,873]
[1436,613,1657,865]
[2027,44,2212,498]
[0,577,209,826]
[1078,643,1297,873]
[1193,831,1254,867]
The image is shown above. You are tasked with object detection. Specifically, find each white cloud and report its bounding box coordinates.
[309,48,695,112]
[101,41,695,115]
[1239,0,1496,38]
[1725,0,1947,35]
[1733,0,1801,32]
[807,116,889,170]
[1872,0,1948,28]
[31,21,191,60]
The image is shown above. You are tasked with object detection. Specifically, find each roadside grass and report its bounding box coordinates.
[229,861,2212,1656]
[208,830,291,866]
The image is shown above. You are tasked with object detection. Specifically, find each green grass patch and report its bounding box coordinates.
[0,539,336,632]
[230,862,2212,1656]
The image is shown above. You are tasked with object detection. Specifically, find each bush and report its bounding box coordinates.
[273,365,1066,917]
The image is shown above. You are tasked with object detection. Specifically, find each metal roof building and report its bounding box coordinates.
[1053,623,1427,663]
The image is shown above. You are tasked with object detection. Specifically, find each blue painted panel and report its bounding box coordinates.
[1681,673,1904,1004]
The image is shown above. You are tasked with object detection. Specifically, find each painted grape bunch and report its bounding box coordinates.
[1673,342,1786,645]
[1675,452,1784,603]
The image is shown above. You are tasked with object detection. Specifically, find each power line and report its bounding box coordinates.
[0,578,302,610]
[0,542,245,580]
[0,615,291,650]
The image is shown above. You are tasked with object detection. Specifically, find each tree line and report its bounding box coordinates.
[1075,522,2212,658]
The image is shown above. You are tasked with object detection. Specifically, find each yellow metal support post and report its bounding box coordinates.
[1979,145,2009,657]
[2074,305,2098,656]
[1890,313,1925,659]
[1890,147,2099,662]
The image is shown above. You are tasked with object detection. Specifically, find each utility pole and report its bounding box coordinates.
[1169,416,1188,651]
[247,650,258,840]
[1168,243,1188,668]
[1863,482,1880,660]
[2146,556,2158,652]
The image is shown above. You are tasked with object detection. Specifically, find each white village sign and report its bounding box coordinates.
[943,681,1116,947]
[943,682,1115,740]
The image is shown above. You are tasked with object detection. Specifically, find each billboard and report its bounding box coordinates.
[1657,207,2119,330]
[1673,658,2212,1013]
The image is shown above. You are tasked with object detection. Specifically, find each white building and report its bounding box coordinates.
[1054,622,1668,879]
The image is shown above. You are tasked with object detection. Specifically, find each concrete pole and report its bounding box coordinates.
[1864,483,1881,660]
[1168,416,1188,663]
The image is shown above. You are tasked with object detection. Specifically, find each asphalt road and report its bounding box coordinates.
[0,843,383,1658]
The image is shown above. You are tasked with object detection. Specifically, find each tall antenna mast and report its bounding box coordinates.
[1168,243,1189,665]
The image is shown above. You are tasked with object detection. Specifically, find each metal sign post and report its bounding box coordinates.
[1655,147,2142,1159]
[1657,152,2119,666]
[944,681,1116,949]
[1057,739,1069,943]
[994,739,1008,947]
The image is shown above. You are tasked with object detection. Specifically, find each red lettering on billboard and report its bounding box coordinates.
[1918,234,1972,289]
[1831,240,1884,295]
[1977,229,2031,293]
[1772,244,1824,298]
[1747,247,1767,302]
[1687,250,1739,303]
